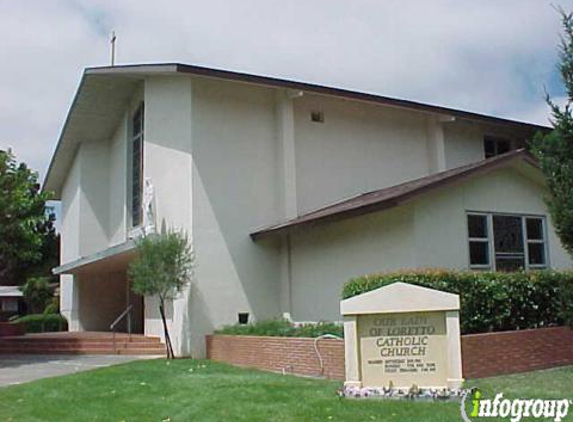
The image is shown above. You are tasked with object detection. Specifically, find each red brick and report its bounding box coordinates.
[206,326,573,381]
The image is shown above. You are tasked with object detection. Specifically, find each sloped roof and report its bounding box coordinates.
[43,63,550,197]
[52,240,136,275]
[251,149,540,239]
[85,63,550,131]
[0,286,23,297]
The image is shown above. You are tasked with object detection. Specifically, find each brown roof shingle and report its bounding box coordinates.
[250,149,539,239]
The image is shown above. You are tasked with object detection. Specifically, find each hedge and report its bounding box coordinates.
[215,319,343,338]
[12,314,68,333]
[343,269,573,335]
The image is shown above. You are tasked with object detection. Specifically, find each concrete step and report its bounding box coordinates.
[0,332,166,355]
[0,347,165,355]
[0,347,166,355]
[0,339,162,345]
[0,342,166,349]
[0,335,162,343]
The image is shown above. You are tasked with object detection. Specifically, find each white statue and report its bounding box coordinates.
[142,177,156,235]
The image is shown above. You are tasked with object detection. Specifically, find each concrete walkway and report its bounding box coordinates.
[0,355,153,387]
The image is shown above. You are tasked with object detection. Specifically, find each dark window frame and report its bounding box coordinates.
[484,136,513,159]
[467,214,490,268]
[130,102,144,228]
[467,212,548,271]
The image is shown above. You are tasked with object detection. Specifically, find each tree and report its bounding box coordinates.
[20,276,53,314]
[0,149,56,285]
[128,230,193,359]
[530,10,573,257]
[34,211,60,280]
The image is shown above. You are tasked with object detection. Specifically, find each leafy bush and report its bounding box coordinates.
[343,269,573,334]
[215,319,343,338]
[20,277,53,314]
[43,297,59,315]
[12,313,67,333]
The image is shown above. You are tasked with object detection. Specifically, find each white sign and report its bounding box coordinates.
[340,282,463,390]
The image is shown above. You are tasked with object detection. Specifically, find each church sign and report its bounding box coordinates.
[341,282,463,391]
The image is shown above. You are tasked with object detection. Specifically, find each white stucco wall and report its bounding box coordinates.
[143,76,194,352]
[58,139,113,266]
[108,115,128,246]
[289,206,415,321]
[293,94,432,213]
[288,164,572,322]
[76,271,126,331]
[59,103,134,331]
[60,153,82,264]
[442,121,530,170]
[413,165,572,270]
[78,141,110,256]
[59,151,81,330]
[190,77,282,356]
[443,121,485,169]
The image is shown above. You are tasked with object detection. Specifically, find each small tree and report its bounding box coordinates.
[20,277,53,314]
[531,10,573,256]
[128,230,193,359]
[0,149,56,285]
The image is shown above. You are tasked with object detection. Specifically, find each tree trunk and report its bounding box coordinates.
[159,300,175,359]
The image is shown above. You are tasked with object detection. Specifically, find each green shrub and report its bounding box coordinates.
[215,319,343,338]
[343,269,573,334]
[43,297,59,315]
[12,313,67,333]
[20,277,54,314]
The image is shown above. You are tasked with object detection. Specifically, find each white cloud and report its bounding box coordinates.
[505,95,569,126]
[0,0,571,178]
[0,0,108,176]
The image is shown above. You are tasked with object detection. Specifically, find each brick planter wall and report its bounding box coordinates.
[461,326,573,379]
[206,334,345,380]
[0,322,25,337]
[207,326,573,380]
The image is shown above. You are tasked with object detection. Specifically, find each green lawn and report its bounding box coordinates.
[0,359,572,422]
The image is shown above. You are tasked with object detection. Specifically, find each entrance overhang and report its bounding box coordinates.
[53,241,136,276]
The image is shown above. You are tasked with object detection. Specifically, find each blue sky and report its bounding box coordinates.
[0,0,571,182]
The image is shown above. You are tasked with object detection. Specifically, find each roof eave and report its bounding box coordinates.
[42,62,551,198]
[251,151,542,240]
[80,63,552,132]
[53,240,136,275]
[42,71,145,198]
[42,71,88,197]
[85,63,180,77]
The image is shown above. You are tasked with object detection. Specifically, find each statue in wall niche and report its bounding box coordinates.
[143,178,156,235]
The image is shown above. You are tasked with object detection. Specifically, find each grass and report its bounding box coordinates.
[0,359,572,422]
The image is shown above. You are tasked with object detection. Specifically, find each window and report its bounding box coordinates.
[484,136,512,158]
[467,214,490,267]
[131,103,144,227]
[467,213,547,271]
[1,298,18,312]
[526,217,546,268]
[310,110,324,123]
[238,312,249,325]
[493,215,525,271]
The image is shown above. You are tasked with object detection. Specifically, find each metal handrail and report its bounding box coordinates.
[110,304,134,353]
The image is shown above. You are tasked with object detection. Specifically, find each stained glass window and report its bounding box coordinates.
[131,103,144,227]
[467,213,547,271]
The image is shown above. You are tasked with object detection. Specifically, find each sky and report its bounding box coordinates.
[1,0,572,182]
